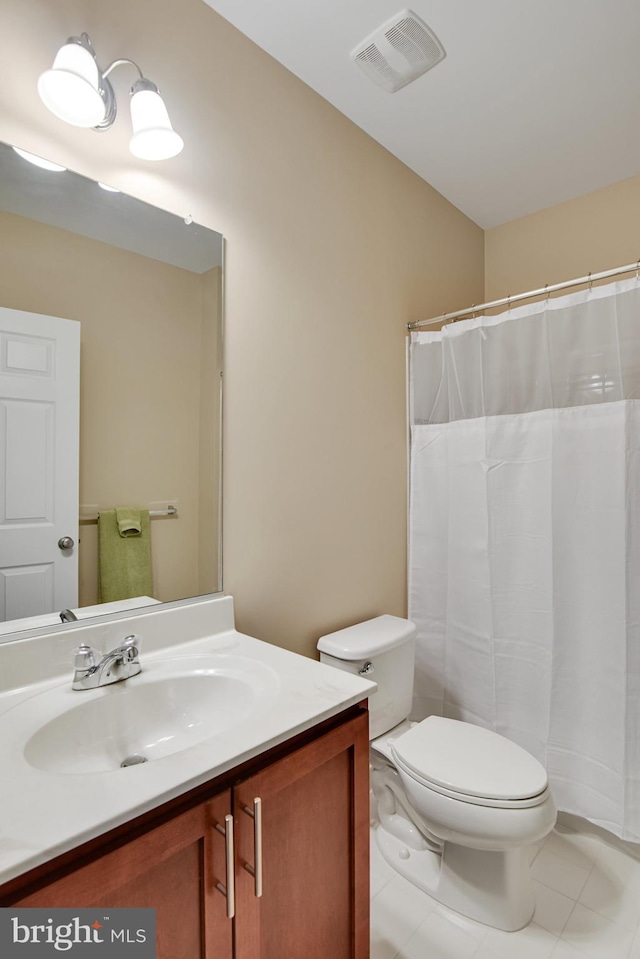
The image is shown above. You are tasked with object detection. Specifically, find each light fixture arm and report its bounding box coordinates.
[99,59,162,132]
[102,58,145,82]
[96,57,148,132]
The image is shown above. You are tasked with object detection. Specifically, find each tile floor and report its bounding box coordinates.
[370,820,640,959]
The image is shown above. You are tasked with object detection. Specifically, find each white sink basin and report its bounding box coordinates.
[14,654,278,775]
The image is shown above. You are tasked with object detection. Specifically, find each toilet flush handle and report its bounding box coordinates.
[359,661,375,675]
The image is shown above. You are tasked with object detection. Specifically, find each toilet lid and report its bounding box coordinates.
[391,716,548,801]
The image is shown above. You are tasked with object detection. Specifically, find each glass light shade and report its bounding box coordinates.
[38,41,106,127]
[12,147,67,172]
[129,87,184,161]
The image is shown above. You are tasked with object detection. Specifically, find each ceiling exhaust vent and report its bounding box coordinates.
[351,9,446,93]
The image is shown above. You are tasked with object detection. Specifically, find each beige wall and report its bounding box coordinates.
[0,0,485,658]
[0,210,219,606]
[485,174,640,300]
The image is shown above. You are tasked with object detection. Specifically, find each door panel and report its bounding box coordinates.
[0,308,80,621]
[4,400,53,520]
[0,564,54,622]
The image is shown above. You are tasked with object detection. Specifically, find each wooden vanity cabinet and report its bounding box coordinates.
[9,791,234,959]
[1,704,370,959]
[234,707,370,959]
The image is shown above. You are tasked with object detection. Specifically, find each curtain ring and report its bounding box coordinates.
[507,294,511,311]
[544,283,550,302]
[588,272,593,291]
[636,260,640,281]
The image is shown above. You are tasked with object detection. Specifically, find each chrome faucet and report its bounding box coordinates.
[60,609,78,623]
[72,634,142,690]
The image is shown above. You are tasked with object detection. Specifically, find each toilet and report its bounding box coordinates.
[317,614,556,932]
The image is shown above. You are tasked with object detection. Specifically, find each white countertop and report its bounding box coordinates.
[0,596,374,886]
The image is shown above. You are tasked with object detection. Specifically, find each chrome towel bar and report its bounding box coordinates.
[79,505,177,525]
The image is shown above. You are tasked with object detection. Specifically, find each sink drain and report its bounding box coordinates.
[120,754,148,768]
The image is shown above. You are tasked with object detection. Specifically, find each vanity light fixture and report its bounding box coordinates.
[12,147,67,172]
[38,33,183,161]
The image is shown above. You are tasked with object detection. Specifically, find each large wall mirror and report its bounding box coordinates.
[0,141,223,639]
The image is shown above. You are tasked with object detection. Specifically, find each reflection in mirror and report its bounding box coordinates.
[0,142,223,638]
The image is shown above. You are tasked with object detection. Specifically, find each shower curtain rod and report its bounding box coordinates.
[407,259,640,331]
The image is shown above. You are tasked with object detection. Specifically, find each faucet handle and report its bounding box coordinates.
[73,643,99,670]
[121,634,141,662]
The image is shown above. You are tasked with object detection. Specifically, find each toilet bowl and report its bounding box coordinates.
[318,616,557,931]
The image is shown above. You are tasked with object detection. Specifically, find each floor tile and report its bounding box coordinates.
[579,860,640,931]
[482,921,558,959]
[528,840,546,865]
[471,946,505,959]
[629,928,640,959]
[550,938,592,958]
[371,866,392,899]
[533,880,576,936]
[591,841,640,888]
[370,930,399,959]
[531,848,591,900]
[371,872,437,956]
[560,902,635,959]
[433,903,489,942]
[399,910,479,959]
[557,818,640,868]
[543,829,600,872]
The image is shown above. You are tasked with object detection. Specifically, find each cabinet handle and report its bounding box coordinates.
[242,797,263,898]
[214,813,235,919]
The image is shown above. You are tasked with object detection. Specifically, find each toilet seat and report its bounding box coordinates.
[389,716,549,809]
[392,757,551,809]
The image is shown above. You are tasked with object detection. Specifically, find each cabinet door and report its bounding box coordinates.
[234,710,370,959]
[14,791,233,959]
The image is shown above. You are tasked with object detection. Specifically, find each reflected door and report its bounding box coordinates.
[0,307,80,621]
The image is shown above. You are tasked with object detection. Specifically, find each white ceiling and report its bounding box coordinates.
[202,0,640,228]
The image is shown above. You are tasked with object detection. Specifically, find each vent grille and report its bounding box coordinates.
[352,9,446,93]
[356,43,403,89]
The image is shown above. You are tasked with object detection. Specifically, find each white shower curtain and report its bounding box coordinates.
[409,277,640,842]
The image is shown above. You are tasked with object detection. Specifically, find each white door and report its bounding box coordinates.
[0,307,80,622]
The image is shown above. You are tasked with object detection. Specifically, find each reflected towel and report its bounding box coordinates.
[116,506,142,537]
[98,508,153,603]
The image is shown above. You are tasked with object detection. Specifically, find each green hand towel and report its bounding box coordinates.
[98,508,153,603]
[116,506,142,537]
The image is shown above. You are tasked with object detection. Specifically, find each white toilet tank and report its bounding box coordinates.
[318,615,417,739]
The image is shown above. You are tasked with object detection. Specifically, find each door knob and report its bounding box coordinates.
[58,536,75,551]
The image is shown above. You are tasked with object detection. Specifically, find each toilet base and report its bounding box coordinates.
[375,824,535,932]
